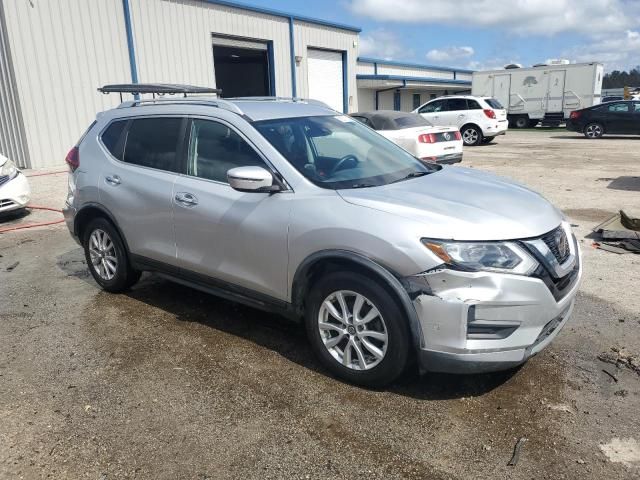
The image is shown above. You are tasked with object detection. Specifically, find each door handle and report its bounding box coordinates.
[175,192,198,207]
[105,175,121,185]
[458,114,465,118]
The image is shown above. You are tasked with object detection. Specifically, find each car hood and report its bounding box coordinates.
[337,167,563,241]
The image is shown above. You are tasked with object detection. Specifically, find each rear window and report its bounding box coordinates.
[101,120,127,160]
[394,115,432,128]
[485,98,504,109]
[123,118,183,172]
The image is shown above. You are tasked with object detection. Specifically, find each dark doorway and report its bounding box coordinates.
[213,45,271,98]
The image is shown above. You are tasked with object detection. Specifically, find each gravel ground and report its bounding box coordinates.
[1,130,639,479]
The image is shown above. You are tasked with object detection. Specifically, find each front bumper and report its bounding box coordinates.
[0,172,30,213]
[407,247,582,374]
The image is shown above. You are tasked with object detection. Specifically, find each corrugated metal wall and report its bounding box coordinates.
[356,61,375,75]
[129,0,292,95]
[376,64,454,80]
[0,2,29,168]
[294,21,359,112]
[2,0,131,168]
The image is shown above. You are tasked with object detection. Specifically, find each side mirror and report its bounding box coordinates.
[227,166,279,192]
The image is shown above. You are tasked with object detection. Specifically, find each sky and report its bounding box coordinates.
[244,0,640,72]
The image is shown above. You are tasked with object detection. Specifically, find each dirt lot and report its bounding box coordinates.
[1,130,639,479]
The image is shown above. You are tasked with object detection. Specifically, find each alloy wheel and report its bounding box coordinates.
[462,128,479,145]
[317,290,388,370]
[585,124,602,138]
[88,229,117,281]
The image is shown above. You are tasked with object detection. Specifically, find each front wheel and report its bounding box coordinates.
[305,272,410,387]
[584,123,604,139]
[461,125,483,146]
[83,218,141,292]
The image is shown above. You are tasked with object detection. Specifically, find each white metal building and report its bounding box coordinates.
[0,0,360,169]
[0,0,472,170]
[356,58,473,113]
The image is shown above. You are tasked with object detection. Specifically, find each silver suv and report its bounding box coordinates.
[63,86,581,387]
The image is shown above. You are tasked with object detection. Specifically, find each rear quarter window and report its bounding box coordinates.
[100,120,127,160]
[485,98,504,109]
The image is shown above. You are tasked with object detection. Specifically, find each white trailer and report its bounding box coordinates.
[472,62,604,127]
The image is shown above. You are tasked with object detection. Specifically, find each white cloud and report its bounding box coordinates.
[349,0,639,36]
[426,46,474,62]
[358,29,411,59]
[562,29,640,71]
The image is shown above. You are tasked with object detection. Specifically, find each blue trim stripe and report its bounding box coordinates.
[357,74,471,86]
[342,51,348,113]
[122,0,138,84]
[288,17,297,97]
[198,0,361,32]
[358,56,474,75]
[267,41,276,95]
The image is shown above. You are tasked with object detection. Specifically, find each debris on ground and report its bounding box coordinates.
[5,261,19,272]
[598,348,640,376]
[592,210,640,253]
[508,437,527,466]
[602,369,619,382]
[599,438,640,466]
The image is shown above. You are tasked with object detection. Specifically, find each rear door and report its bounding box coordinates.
[417,99,446,125]
[99,116,184,265]
[602,102,634,133]
[172,116,290,300]
[633,102,640,134]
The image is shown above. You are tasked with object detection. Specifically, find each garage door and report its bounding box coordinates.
[307,49,344,112]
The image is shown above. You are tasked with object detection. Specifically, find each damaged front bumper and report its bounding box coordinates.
[405,251,582,374]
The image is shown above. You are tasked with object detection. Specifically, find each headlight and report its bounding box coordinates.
[422,239,538,275]
[0,159,17,178]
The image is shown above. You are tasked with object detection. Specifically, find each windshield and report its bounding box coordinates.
[253,115,437,189]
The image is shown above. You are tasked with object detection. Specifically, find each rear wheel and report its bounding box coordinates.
[83,218,140,292]
[514,116,529,129]
[305,271,409,387]
[461,125,483,146]
[584,123,604,139]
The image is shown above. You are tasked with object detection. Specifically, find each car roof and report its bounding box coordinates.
[114,96,338,122]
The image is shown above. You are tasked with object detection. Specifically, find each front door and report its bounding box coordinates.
[172,117,290,300]
[417,99,446,125]
[440,98,469,128]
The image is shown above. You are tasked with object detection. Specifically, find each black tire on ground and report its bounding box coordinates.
[83,217,141,292]
[461,125,483,146]
[528,119,539,128]
[482,137,494,144]
[583,122,604,139]
[514,116,528,128]
[305,271,410,387]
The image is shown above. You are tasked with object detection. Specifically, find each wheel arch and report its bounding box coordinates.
[291,250,424,350]
[74,203,130,253]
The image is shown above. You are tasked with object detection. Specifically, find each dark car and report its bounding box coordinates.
[567,101,640,138]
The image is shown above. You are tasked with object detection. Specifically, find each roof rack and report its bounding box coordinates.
[226,96,333,110]
[98,83,222,102]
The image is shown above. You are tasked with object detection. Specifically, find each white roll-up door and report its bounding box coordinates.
[307,49,344,112]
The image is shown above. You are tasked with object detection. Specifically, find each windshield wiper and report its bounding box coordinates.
[391,171,430,184]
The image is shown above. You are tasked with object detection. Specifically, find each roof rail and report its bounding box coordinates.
[117,97,246,116]
[226,96,333,110]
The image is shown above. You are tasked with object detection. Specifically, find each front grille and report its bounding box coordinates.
[0,175,9,187]
[541,226,570,264]
[0,199,16,208]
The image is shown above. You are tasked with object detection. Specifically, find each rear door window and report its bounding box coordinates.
[101,120,127,160]
[467,99,482,110]
[445,98,468,111]
[123,118,183,172]
[608,103,630,113]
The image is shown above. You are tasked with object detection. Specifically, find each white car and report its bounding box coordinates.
[0,154,30,213]
[350,111,462,164]
[413,96,508,146]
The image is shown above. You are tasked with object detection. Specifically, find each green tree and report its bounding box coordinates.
[603,67,640,88]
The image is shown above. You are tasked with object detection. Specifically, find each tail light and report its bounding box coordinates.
[418,133,437,143]
[569,111,581,120]
[483,109,496,119]
[454,131,462,140]
[65,146,80,172]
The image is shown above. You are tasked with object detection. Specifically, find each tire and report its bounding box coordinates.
[305,271,410,387]
[528,119,539,128]
[514,116,528,129]
[482,137,494,144]
[83,217,141,292]
[584,122,604,139]
[461,125,483,146]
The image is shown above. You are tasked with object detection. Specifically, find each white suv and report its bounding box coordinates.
[413,96,508,146]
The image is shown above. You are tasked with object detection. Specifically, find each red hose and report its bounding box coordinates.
[0,205,64,234]
[24,170,67,178]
